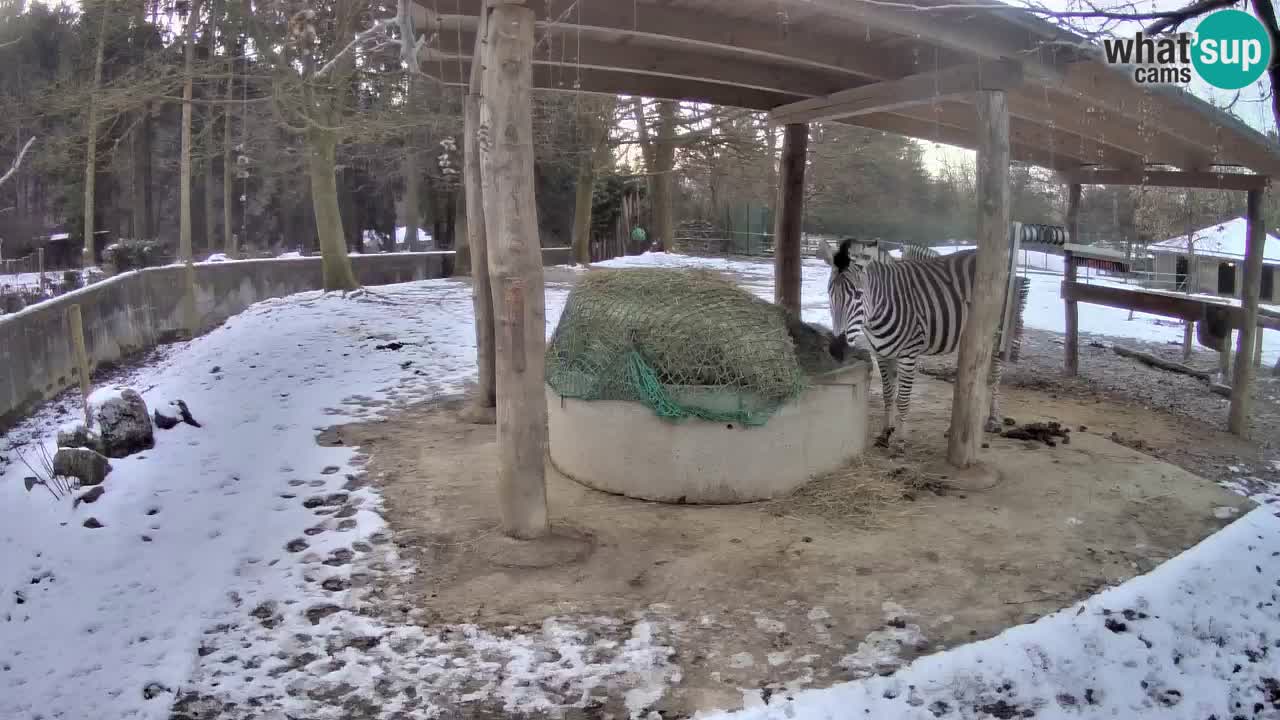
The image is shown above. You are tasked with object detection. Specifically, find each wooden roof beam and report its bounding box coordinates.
[1006,89,1210,170]
[769,60,1023,125]
[1056,62,1280,175]
[420,60,807,111]
[422,30,851,97]
[1060,168,1271,191]
[430,2,933,81]
[886,100,1146,171]
[844,113,1083,172]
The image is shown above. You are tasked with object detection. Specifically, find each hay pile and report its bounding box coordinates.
[546,268,841,425]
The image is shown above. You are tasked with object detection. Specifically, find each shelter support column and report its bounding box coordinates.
[479,1,549,539]
[773,123,808,314]
[1228,188,1267,436]
[1063,183,1082,377]
[947,90,1011,468]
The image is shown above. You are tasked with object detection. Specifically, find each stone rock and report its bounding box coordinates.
[154,400,201,430]
[153,408,180,430]
[95,390,154,458]
[83,517,103,529]
[57,424,103,454]
[53,447,112,487]
[73,486,106,508]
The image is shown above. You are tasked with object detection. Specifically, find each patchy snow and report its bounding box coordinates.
[704,505,1280,720]
[1,250,1278,719]
[0,281,518,719]
[1152,217,1280,262]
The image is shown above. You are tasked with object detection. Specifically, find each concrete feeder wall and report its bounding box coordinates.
[547,361,871,504]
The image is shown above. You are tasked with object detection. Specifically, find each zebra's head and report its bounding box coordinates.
[818,238,869,360]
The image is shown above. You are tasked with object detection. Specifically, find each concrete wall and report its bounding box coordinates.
[547,363,871,504]
[0,249,569,430]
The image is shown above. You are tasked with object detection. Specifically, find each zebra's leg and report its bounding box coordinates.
[875,354,898,447]
[985,342,1005,433]
[892,356,918,444]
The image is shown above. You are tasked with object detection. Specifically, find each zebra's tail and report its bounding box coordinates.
[1009,276,1030,363]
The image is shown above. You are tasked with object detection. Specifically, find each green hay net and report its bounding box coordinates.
[546,268,841,426]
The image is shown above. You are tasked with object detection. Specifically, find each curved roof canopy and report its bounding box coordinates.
[413,0,1280,180]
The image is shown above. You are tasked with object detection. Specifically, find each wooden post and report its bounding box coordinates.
[464,8,496,416]
[1255,328,1265,369]
[1063,183,1082,376]
[947,90,1011,468]
[479,2,549,539]
[37,247,44,295]
[66,304,92,429]
[1229,188,1267,436]
[773,122,807,314]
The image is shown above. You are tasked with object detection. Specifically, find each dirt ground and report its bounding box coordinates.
[340,369,1253,717]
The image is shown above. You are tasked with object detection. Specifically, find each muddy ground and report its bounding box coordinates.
[339,357,1254,717]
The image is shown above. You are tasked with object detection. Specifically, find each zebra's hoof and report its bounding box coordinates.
[984,417,1004,434]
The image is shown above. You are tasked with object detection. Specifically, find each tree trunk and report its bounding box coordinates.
[571,146,595,265]
[454,183,470,274]
[479,2,548,539]
[650,100,677,253]
[464,41,495,412]
[180,0,200,265]
[132,109,152,240]
[83,3,109,267]
[202,0,219,255]
[223,57,236,255]
[402,76,422,252]
[947,90,1011,469]
[307,130,360,291]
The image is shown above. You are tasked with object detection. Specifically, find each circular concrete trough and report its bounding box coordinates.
[546,361,871,504]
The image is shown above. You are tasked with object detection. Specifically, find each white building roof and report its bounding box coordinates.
[1151,217,1280,263]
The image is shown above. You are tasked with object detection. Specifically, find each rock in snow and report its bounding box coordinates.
[153,408,180,430]
[154,400,201,430]
[56,423,103,454]
[52,447,112,487]
[73,485,105,508]
[95,390,154,458]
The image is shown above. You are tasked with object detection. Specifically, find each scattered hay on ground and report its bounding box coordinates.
[764,454,947,529]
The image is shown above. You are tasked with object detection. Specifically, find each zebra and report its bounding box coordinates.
[820,237,1026,447]
[898,244,1030,361]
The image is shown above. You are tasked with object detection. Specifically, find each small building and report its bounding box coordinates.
[1149,218,1279,303]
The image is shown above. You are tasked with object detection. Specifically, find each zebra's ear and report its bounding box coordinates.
[818,240,835,266]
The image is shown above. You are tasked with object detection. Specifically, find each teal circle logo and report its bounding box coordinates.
[1192,9,1272,90]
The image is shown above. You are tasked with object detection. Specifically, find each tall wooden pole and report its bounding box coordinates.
[464,9,496,415]
[1063,183,1082,376]
[1229,188,1267,436]
[948,90,1011,468]
[773,123,807,314]
[479,2,549,539]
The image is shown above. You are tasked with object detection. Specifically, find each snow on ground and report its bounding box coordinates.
[0,282,527,718]
[706,504,1280,720]
[1,251,1278,719]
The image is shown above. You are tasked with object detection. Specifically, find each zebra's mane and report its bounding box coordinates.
[833,238,855,271]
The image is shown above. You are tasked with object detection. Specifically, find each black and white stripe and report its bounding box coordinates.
[822,238,1019,444]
